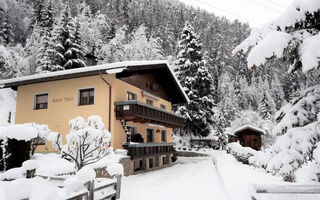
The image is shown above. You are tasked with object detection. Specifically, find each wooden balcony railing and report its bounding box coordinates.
[114,101,185,128]
[123,142,174,159]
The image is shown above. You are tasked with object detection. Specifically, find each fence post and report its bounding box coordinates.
[115,175,122,199]
[26,169,36,178]
[86,180,94,200]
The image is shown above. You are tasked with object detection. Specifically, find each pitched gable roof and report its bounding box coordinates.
[0,60,189,104]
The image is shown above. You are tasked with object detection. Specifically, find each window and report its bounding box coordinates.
[35,93,48,109]
[146,99,153,106]
[127,126,137,135]
[79,88,94,105]
[127,91,137,101]
[155,156,159,167]
[161,130,167,142]
[147,129,154,143]
[126,126,138,142]
[149,158,153,168]
[160,104,166,110]
[163,156,168,165]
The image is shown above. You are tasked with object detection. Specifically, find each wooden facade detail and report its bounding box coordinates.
[234,126,264,150]
[123,143,174,159]
[119,73,169,101]
[115,101,185,128]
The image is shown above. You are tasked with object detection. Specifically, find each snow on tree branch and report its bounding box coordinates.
[53,116,111,170]
[233,0,320,73]
[273,84,320,136]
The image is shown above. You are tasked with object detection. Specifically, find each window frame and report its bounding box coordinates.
[78,88,95,106]
[161,130,167,142]
[160,104,166,110]
[146,128,154,143]
[34,93,49,110]
[146,98,154,106]
[127,91,137,101]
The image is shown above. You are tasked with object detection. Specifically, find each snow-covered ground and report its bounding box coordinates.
[121,152,320,200]
[121,156,229,200]
[211,151,283,200]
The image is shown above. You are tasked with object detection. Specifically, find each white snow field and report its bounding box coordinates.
[121,152,320,200]
[120,157,229,200]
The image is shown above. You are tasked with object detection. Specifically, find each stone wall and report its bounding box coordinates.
[176,151,208,157]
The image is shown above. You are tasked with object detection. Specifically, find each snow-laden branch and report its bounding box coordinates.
[233,0,320,73]
[53,116,111,170]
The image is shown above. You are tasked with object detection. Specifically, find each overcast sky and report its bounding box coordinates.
[179,0,294,27]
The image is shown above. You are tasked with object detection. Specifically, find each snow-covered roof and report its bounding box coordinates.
[234,125,265,135]
[0,60,189,104]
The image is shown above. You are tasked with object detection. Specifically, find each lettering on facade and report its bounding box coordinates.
[52,97,73,103]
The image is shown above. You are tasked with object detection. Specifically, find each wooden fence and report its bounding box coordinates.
[26,169,121,200]
[66,176,121,200]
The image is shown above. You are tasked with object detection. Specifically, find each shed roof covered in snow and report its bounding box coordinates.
[0,60,189,104]
[234,125,265,136]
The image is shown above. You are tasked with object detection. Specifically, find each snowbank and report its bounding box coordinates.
[0,123,59,142]
[107,163,124,176]
[227,142,257,160]
[64,166,96,193]
[0,177,65,200]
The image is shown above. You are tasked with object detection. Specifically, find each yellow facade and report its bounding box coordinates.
[15,74,172,152]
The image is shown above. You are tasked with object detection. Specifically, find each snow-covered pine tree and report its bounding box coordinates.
[218,73,240,126]
[258,91,273,120]
[214,109,228,149]
[51,3,86,70]
[0,13,14,46]
[29,0,45,31]
[270,73,286,110]
[174,22,215,137]
[235,0,320,182]
[35,34,63,74]
[124,25,164,61]
[99,26,126,63]
[40,0,55,35]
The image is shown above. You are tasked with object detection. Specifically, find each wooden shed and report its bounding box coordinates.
[234,125,264,150]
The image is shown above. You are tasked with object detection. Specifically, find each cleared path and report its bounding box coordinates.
[120,157,229,200]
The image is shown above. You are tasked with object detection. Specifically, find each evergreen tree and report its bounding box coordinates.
[35,34,63,73]
[258,91,274,120]
[218,74,240,125]
[99,26,126,63]
[0,13,14,46]
[174,22,215,137]
[270,73,286,110]
[125,25,164,61]
[29,0,45,31]
[40,0,55,35]
[51,3,86,70]
[214,110,228,149]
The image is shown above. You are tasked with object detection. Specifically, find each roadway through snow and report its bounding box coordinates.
[120,156,229,200]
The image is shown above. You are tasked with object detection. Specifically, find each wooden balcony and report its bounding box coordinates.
[114,101,185,128]
[123,142,174,159]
